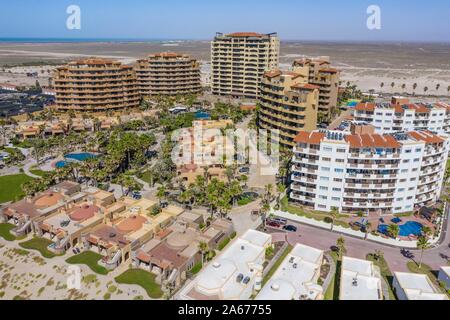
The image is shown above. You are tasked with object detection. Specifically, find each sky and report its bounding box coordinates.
[0,0,449,42]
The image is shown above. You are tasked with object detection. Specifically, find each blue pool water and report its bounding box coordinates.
[195,111,211,120]
[55,153,98,168]
[65,152,97,161]
[378,221,423,237]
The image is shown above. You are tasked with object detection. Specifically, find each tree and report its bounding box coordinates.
[156,184,167,204]
[423,86,429,93]
[421,226,432,238]
[198,241,209,265]
[417,236,430,269]
[387,224,400,239]
[276,183,286,207]
[380,82,384,89]
[390,82,395,89]
[240,174,248,189]
[336,237,346,260]
[330,207,339,231]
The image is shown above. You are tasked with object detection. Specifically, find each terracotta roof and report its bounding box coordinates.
[226,32,263,37]
[408,131,445,144]
[293,131,326,145]
[70,58,117,65]
[345,134,401,148]
[148,52,186,58]
[319,68,338,73]
[354,103,376,112]
[264,70,282,78]
[291,83,320,90]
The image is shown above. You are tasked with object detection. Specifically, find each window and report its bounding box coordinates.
[332,188,341,192]
[397,188,405,192]
[319,195,327,200]
[319,186,328,191]
[322,146,332,152]
[333,178,343,182]
[336,159,345,163]
[405,149,412,153]
[410,177,416,181]
[415,148,422,152]
[337,149,346,153]
[318,205,326,209]
[321,167,331,172]
[322,157,331,162]
[331,197,340,201]
[414,158,420,162]
[402,159,410,163]
[335,168,344,173]
[320,176,329,181]
[408,187,415,191]
[401,169,408,173]
[396,198,404,201]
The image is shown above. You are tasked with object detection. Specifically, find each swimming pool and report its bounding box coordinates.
[55,153,98,168]
[65,152,97,161]
[378,221,423,237]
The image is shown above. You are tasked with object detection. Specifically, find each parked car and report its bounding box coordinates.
[239,167,250,173]
[266,221,281,228]
[273,218,288,225]
[283,225,297,232]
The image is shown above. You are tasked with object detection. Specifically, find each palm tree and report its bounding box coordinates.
[380,82,384,89]
[198,241,209,265]
[417,236,430,269]
[276,183,286,207]
[423,86,429,94]
[421,226,432,238]
[156,184,167,205]
[390,82,395,89]
[365,222,372,240]
[413,83,418,91]
[336,237,346,260]
[330,207,339,231]
[401,84,406,91]
[387,224,400,239]
[436,84,441,91]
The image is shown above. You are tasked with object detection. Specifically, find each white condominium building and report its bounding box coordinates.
[211,32,279,99]
[353,102,450,134]
[290,130,449,214]
[393,272,448,300]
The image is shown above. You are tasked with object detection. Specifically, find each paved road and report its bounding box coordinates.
[267,216,450,273]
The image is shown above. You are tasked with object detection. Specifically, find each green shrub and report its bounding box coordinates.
[103,292,111,300]
[323,217,333,224]
[217,237,231,251]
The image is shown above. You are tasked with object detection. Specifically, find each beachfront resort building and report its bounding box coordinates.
[255,243,324,300]
[258,69,319,147]
[292,58,340,119]
[352,101,450,135]
[52,58,140,112]
[0,181,110,237]
[177,229,271,300]
[83,198,184,270]
[339,256,383,300]
[211,32,279,99]
[134,52,202,97]
[134,212,234,288]
[393,272,448,300]
[290,129,449,214]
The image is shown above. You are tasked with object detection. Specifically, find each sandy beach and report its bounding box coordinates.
[0,41,449,98]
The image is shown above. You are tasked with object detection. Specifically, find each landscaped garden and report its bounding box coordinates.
[0,174,34,203]
[0,223,16,241]
[367,252,396,300]
[19,237,60,258]
[66,251,109,275]
[115,269,163,299]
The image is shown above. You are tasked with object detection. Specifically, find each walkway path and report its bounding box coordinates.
[23,161,40,179]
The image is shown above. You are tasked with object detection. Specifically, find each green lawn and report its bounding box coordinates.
[66,251,109,275]
[115,269,163,299]
[367,253,396,300]
[30,169,46,177]
[262,245,293,286]
[0,223,16,241]
[19,237,60,258]
[324,251,341,300]
[280,196,350,228]
[190,262,203,275]
[0,174,34,203]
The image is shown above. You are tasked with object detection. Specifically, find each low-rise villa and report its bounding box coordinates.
[256,243,324,300]
[177,229,271,300]
[393,272,448,300]
[134,213,234,288]
[339,256,383,300]
[0,181,83,236]
[83,198,185,270]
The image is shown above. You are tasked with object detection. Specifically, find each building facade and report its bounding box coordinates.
[290,130,449,214]
[353,102,450,134]
[258,70,319,147]
[52,58,140,112]
[292,58,339,120]
[134,52,202,97]
[211,32,279,99]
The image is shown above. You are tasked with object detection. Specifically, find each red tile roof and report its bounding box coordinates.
[291,83,320,90]
[264,70,282,78]
[408,131,445,144]
[345,134,401,148]
[293,131,326,145]
[354,103,376,112]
